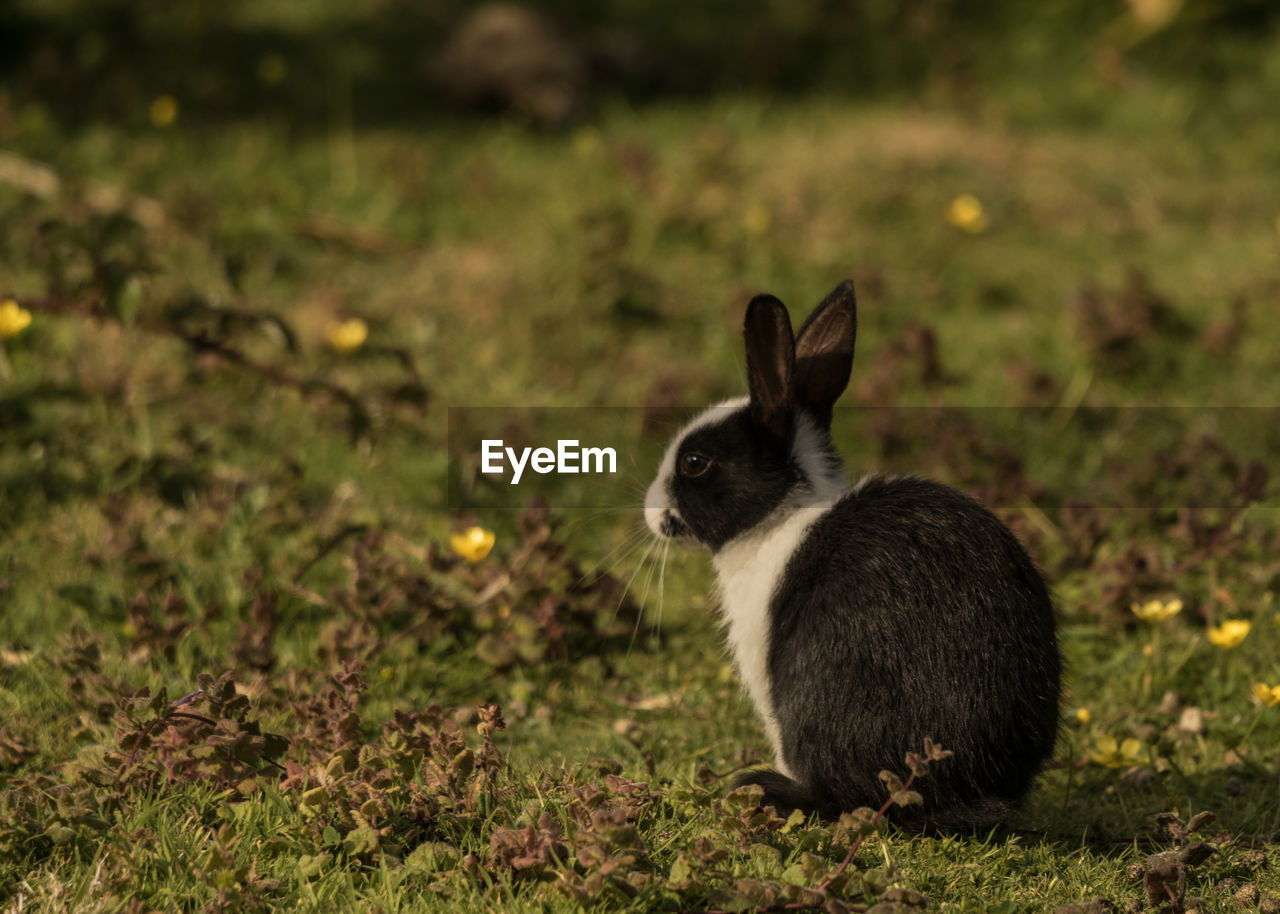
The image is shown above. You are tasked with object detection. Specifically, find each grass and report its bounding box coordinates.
[2,65,1280,912]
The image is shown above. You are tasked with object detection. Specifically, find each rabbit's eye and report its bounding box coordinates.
[679,452,713,478]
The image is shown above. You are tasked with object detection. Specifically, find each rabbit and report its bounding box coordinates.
[643,280,1061,831]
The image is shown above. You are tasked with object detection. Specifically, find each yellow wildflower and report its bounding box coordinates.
[1087,735,1147,769]
[1127,0,1183,30]
[1075,707,1091,724]
[0,300,33,338]
[150,95,179,127]
[945,194,987,234]
[1206,619,1250,649]
[1251,682,1280,707]
[1131,598,1182,623]
[450,526,495,563]
[326,318,368,353]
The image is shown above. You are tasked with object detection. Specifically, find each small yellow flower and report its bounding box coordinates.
[945,194,988,234]
[1087,735,1147,769]
[1207,619,1251,649]
[150,95,179,127]
[450,526,495,563]
[1127,0,1183,30]
[326,318,368,353]
[0,300,33,338]
[1075,707,1092,724]
[1131,598,1182,623]
[1251,682,1280,707]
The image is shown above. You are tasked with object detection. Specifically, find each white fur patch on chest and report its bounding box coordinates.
[712,502,835,779]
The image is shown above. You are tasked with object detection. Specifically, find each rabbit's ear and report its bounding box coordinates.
[794,280,857,427]
[744,293,796,446]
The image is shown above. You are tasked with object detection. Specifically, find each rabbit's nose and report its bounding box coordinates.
[660,511,690,538]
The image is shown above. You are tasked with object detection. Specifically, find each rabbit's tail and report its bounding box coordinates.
[732,769,838,820]
[733,769,1019,833]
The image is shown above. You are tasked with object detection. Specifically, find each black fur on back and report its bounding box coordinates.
[739,475,1061,831]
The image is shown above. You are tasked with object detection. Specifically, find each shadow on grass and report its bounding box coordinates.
[1027,761,1279,851]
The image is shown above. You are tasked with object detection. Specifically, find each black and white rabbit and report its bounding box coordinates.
[644,280,1060,830]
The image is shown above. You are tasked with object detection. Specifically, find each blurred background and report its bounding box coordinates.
[4,0,1280,125]
[2,0,1279,602]
[2,0,1279,583]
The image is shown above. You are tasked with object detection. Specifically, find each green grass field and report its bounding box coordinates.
[3,20,1280,911]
